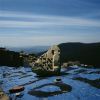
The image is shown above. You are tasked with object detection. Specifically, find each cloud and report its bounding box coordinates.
[0,11,100,29]
[0,36,68,47]
[0,34,100,47]
[0,11,100,46]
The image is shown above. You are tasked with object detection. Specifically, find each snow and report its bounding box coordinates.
[0,66,100,100]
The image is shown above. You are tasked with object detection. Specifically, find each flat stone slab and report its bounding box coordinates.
[9,86,25,93]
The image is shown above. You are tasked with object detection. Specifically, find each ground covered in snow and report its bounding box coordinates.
[0,66,100,100]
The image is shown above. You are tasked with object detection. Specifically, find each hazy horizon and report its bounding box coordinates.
[0,0,100,47]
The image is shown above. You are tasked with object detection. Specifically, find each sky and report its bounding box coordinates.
[0,0,100,47]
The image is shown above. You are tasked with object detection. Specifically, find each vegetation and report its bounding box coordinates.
[0,48,23,67]
[58,42,100,68]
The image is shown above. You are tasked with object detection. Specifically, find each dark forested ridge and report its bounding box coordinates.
[58,42,100,68]
[0,48,23,67]
[0,42,100,68]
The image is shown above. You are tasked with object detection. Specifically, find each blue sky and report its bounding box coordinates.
[0,0,100,47]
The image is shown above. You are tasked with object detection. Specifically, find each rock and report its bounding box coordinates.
[15,92,23,97]
[32,45,61,76]
[0,88,9,100]
[54,78,62,83]
[9,86,25,93]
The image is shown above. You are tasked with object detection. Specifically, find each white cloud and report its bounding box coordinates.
[0,11,100,47]
[0,36,67,47]
[0,34,100,47]
[0,11,100,28]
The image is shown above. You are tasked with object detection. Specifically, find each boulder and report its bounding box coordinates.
[32,45,61,75]
[9,86,25,93]
[0,88,9,100]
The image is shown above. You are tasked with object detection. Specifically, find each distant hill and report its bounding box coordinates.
[7,46,50,54]
[58,42,100,67]
[0,48,23,67]
[1,43,100,68]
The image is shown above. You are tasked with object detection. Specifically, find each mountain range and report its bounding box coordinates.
[1,42,100,68]
[7,46,50,54]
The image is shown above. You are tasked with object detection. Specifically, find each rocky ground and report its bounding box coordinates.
[0,66,100,100]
